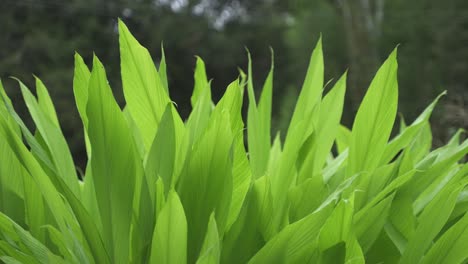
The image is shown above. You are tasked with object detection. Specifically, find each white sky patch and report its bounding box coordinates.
[154,0,188,11]
[122,8,133,18]
[152,0,248,30]
[213,8,234,29]
[170,0,188,12]
[194,0,247,30]
[193,0,212,15]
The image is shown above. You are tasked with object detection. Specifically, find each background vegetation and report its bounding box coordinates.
[1,0,468,168]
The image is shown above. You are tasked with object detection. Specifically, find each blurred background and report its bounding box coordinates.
[1,0,468,168]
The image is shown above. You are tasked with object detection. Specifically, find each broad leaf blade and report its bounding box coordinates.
[348,49,399,177]
[149,190,187,264]
[86,56,139,263]
[119,19,170,151]
[196,213,220,264]
[18,80,79,197]
[191,56,210,108]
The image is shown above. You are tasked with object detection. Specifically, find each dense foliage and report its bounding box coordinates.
[3,0,468,166]
[1,21,468,263]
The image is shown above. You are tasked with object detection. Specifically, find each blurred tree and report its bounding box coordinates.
[281,0,468,138]
[383,0,468,143]
[331,0,384,112]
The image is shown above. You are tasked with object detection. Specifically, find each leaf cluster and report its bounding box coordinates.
[1,20,468,263]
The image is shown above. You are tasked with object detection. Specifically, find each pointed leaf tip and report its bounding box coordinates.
[390,46,399,58]
[317,34,323,48]
[117,17,124,27]
[92,55,104,70]
[269,47,275,70]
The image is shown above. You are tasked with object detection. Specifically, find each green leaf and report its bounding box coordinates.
[288,175,327,223]
[354,193,394,253]
[266,39,324,235]
[0,212,65,264]
[159,44,169,93]
[247,50,273,179]
[217,80,251,231]
[0,81,19,133]
[0,97,109,263]
[0,86,57,173]
[118,19,170,151]
[252,176,276,240]
[18,79,79,197]
[0,138,26,226]
[186,86,212,145]
[22,170,46,244]
[421,210,468,264]
[365,163,398,204]
[191,56,210,108]
[177,108,233,263]
[86,55,139,263]
[34,77,60,128]
[365,228,401,264]
[72,53,92,157]
[413,165,465,215]
[0,256,29,264]
[380,91,445,165]
[0,107,88,254]
[317,197,354,251]
[318,242,346,264]
[42,225,82,263]
[399,183,464,264]
[323,149,348,183]
[287,37,324,136]
[149,190,187,264]
[385,195,415,253]
[404,139,468,212]
[311,73,346,175]
[196,213,220,264]
[73,53,91,127]
[248,203,334,263]
[145,104,176,197]
[220,187,265,264]
[348,49,399,177]
[297,72,347,184]
[131,157,155,263]
[335,125,351,154]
